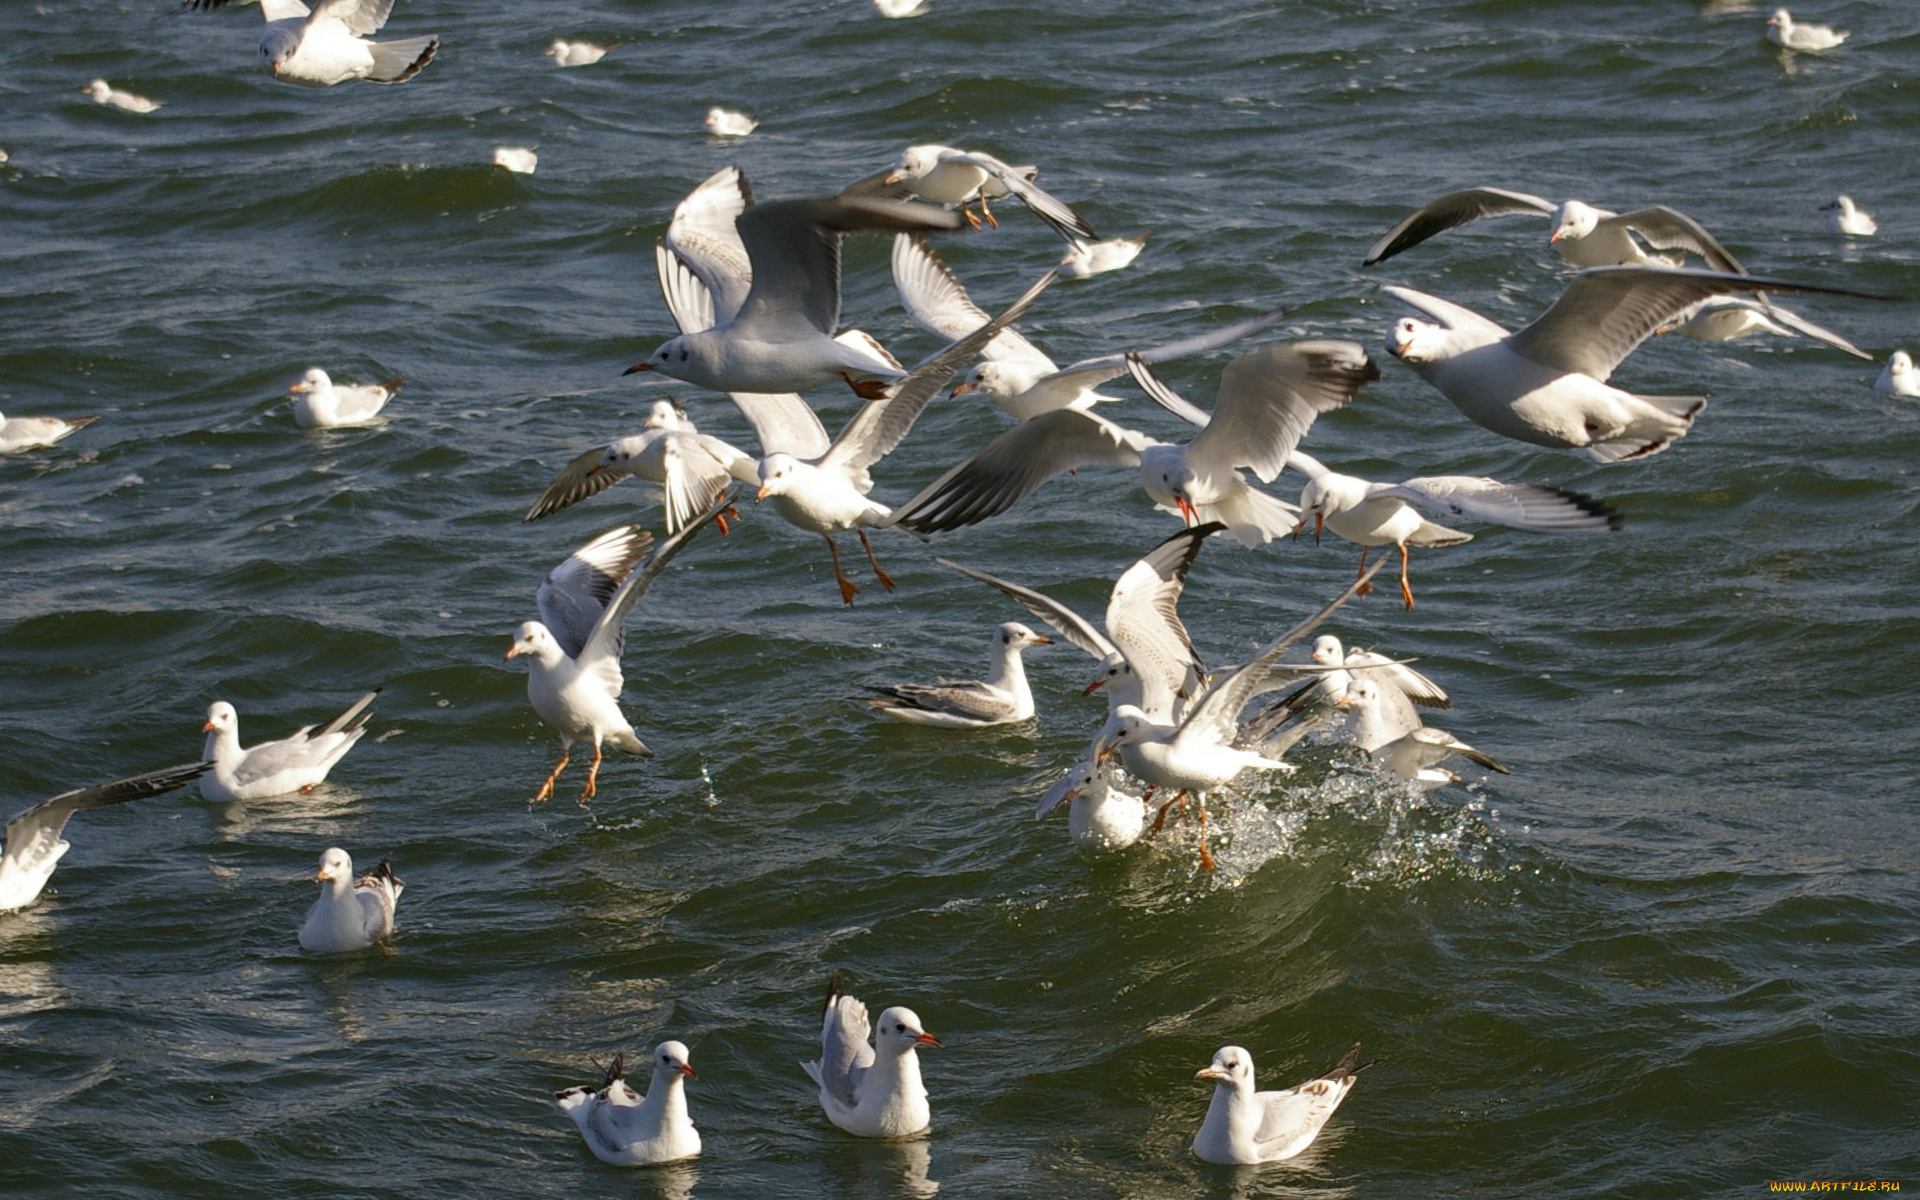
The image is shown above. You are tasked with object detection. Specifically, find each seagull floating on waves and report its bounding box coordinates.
[1338,678,1509,785]
[873,0,929,16]
[1193,1044,1367,1165]
[180,0,438,86]
[556,1044,700,1166]
[862,622,1052,728]
[83,79,162,112]
[525,399,755,533]
[1,763,209,912]
[0,410,96,454]
[1657,297,1870,359]
[1822,195,1875,236]
[1384,266,1881,462]
[1363,189,1745,272]
[298,846,401,953]
[1767,8,1847,51]
[492,146,536,175]
[289,367,401,428]
[1876,351,1919,397]
[1035,759,1147,854]
[891,233,1284,421]
[507,500,724,802]
[853,144,1094,243]
[704,107,757,138]
[1288,449,1617,609]
[803,971,940,1139]
[545,39,609,67]
[200,691,378,802]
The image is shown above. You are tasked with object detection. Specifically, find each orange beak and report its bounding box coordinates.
[1548,229,1567,244]
[1313,513,1323,544]
[676,1064,698,1080]
[1083,676,1106,696]
[755,485,772,502]
[314,867,328,882]
[289,382,311,394]
[1175,496,1198,526]
[1032,635,1052,645]
[951,381,976,397]
[202,720,216,732]
[1195,1065,1228,1081]
[913,1031,942,1048]
[622,362,655,376]
[505,645,523,660]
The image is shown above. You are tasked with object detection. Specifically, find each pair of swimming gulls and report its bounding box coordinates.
[556,972,1366,1167]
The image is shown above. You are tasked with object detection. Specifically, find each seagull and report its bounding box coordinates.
[1192,1044,1367,1165]
[1363,188,1745,272]
[1289,449,1617,609]
[864,144,1094,243]
[524,399,755,533]
[891,233,1285,421]
[289,367,401,428]
[82,79,162,112]
[298,847,402,953]
[1061,232,1147,279]
[625,188,967,400]
[1876,351,1919,397]
[803,971,940,1139]
[704,107,757,138]
[181,0,438,86]
[1248,633,1449,739]
[506,501,723,803]
[1034,760,1147,854]
[1656,297,1871,359]
[200,691,379,802]
[861,622,1052,728]
[1338,678,1509,785]
[1822,195,1876,236]
[886,341,1377,547]
[0,410,96,454]
[545,39,609,67]
[1,763,209,912]
[556,1044,700,1166]
[1384,266,1879,462]
[1767,8,1847,50]
[492,146,536,175]
[873,0,929,16]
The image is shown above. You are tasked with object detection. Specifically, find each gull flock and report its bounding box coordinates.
[0,0,1908,1178]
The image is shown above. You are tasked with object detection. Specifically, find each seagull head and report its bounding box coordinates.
[602,435,650,467]
[1311,634,1344,666]
[84,80,110,102]
[1822,195,1855,214]
[544,40,565,57]
[875,1006,941,1051]
[1549,201,1600,244]
[642,399,690,432]
[1768,8,1790,28]
[1151,458,1201,525]
[203,701,238,735]
[1388,317,1444,364]
[1000,622,1052,652]
[1196,1046,1254,1089]
[756,453,799,501]
[625,334,699,380]
[314,847,353,886]
[289,367,329,395]
[1038,761,1098,818]
[653,1040,697,1082]
[1336,678,1382,712]
[260,28,299,76]
[1890,351,1914,375]
[506,621,561,664]
[1084,652,1129,697]
[1101,705,1153,760]
[884,144,944,186]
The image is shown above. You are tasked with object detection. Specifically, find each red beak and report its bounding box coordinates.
[202,720,215,732]
[1175,496,1198,526]
[1083,677,1106,696]
[677,1064,698,1080]
[622,362,655,376]
[913,1031,942,1048]
[1313,513,1323,545]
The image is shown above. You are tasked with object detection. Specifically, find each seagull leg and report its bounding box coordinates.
[1398,544,1415,611]
[961,204,983,231]
[714,505,740,535]
[533,751,571,803]
[579,742,602,804]
[841,373,890,401]
[858,530,896,592]
[978,194,999,228]
[1196,798,1215,872]
[1354,546,1373,598]
[825,535,859,605]
[1152,789,1189,833]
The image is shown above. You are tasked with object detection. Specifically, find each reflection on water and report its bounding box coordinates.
[215,785,368,841]
[0,952,60,1019]
[820,1137,938,1199]
[628,1161,698,1200]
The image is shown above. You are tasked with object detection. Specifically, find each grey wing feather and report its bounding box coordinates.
[578,492,729,671]
[1382,478,1619,534]
[883,408,1150,534]
[732,197,964,339]
[816,992,875,1108]
[1363,186,1556,265]
[1108,524,1218,716]
[537,526,654,660]
[1183,341,1379,483]
[864,683,1017,722]
[944,150,1094,242]
[6,762,210,870]
[726,392,831,460]
[655,243,718,336]
[1608,207,1745,274]
[658,439,734,534]
[665,167,756,326]
[890,235,1052,365]
[1125,354,1215,428]
[1343,650,1449,709]
[314,691,379,738]
[309,0,393,35]
[526,445,634,523]
[1752,301,1874,359]
[937,560,1116,660]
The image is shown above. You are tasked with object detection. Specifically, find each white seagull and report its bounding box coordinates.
[289,367,401,428]
[492,146,537,175]
[1061,232,1147,279]
[200,691,378,802]
[704,107,757,138]
[1,763,209,912]
[1193,1044,1366,1165]
[181,0,438,86]
[886,341,1377,547]
[1657,297,1871,359]
[1363,188,1745,272]
[869,144,1094,242]
[524,399,756,533]
[1338,678,1509,785]
[862,622,1052,728]
[1250,633,1450,741]
[545,39,609,67]
[1876,351,1919,397]
[873,0,929,16]
[83,79,162,112]
[1289,449,1617,609]
[1767,9,1847,51]
[298,846,402,953]
[1822,195,1876,236]
[1034,759,1147,854]
[556,1044,701,1166]
[891,233,1284,421]
[506,503,722,803]
[803,972,940,1139]
[1385,266,1877,462]
[0,410,96,454]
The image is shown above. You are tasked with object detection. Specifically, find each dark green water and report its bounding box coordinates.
[2,1,1917,1195]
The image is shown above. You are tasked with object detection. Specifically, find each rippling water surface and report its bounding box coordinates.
[3,1,1918,1195]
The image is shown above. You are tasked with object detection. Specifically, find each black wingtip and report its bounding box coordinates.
[825,969,848,1012]
[1552,486,1623,531]
[602,1050,626,1087]
[1327,1042,1366,1078]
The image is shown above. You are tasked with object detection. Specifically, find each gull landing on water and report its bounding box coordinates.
[704,108,757,138]
[1338,677,1510,786]
[290,367,401,428]
[1,763,210,912]
[524,399,755,534]
[862,622,1052,728]
[1193,1044,1368,1165]
[555,1044,700,1166]
[855,144,1094,243]
[180,0,439,87]
[803,971,940,1139]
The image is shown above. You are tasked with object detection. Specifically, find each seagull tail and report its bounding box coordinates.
[1585,395,1705,463]
[367,35,438,84]
[1206,486,1299,548]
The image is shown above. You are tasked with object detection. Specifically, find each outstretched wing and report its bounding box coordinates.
[890,235,1052,367]
[937,559,1116,661]
[536,526,655,660]
[1107,524,1217,719]
[940,149,1094,242]
[732,197,964,339]
[664,167,756,328]
[5,763,210,881]
[1363,186,1556,265]
[526,446,634,523]
[309,0,393,35]
[1605,206,1745,275]
[1180,341,1378,483]
[576,493,730,689]
[1379,477,1619,534]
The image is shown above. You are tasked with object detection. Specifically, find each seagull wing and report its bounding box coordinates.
[1064,307,1295,429]
[178,0,312,19]
[732,197,964,339]
[813,988,875,1109]
[1378,477,1619,534]
[1342,649,1449,709]
[4,763,210,881]
[664,167,756,327]
[658,437,736,534]
[1731,298,1874,359]
[1381,285,1513,347]
[655,242,717,336]
[1605,206,1745,274]
[525,445,635,523]
[725,392,831,460]
[864,682,1017,724]
[536,526,655,661]
[576,493,729,692]
[939,150,1094,241]
[308,0,393,34]
[937,560,1116,661]
[1107,524,1217,718]
[1179,341,1379,483]
[1363,186,1557,265]
[890,235,1052,367]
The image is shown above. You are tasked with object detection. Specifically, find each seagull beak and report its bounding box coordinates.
[1334,694,1352,708]
[1082,677,1106,696]
[289,382,311,393]
[883,170,907,186]
[314,867,328,882]
[951,381,975,397]
[1095,742,1117,765]
[1313,513,1323,544]
[1548,229,1567,244]
[676,1063,698,1080]
[912,1031,942,1048]
[505,645,523,660]
[1032,635,1052,645]
[1195,1066,1228,1081]
[1175,496,1198,526]
[202,720,216,732]
[622,362,655,376]
[1291,518,1305,542]
[755,485,772,502]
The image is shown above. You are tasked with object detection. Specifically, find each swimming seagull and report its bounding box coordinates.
[1192,1044,1367,1165]
[1061,232,1147,279]
[1877,351,1919,397]
[1767,8,1847,50]
[289,367,401,428]
[526,399,755,532]
[625,191,966,399]
[545,39,609,66]
[1288,448,1617,609]
[298,847,402,953]
[1384,266,1881,462]
[0,763,210,912]
[1338,678,1509,785]
[0,410,96,454]
[891,233,1285,421]
[492,146,536,175]
[1822,195,1875,236]
[866,144,1094,243]
[803,971,940,1139]
[704,108,757,137]
[1657,297,1871,359]
[82,79,162,112]
[556,1044,700,1166]
[1034,759,1147,854]
[180,0,438,86]
[886,341,1376,547]
[200,691,379,802]
[506,499,725,803]
[1363,189,1745,272]
[873,0,929,16]
[861,622,1052,728]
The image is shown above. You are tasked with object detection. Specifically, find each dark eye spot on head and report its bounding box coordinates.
[678,349,688,362]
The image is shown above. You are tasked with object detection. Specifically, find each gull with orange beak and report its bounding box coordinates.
[804,971,942,1138]
[523,398,755,532]
[179,0,438,87]
[1362,186,1745,272]
[555,1043,701,1166]
[1192,1043,1367,1165]
[199,691,378,802]
[297,847,401,954]
[506,500,724,803]
[861,622,1052,728]
[288,366,401,429]
[856,143,1092,241]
